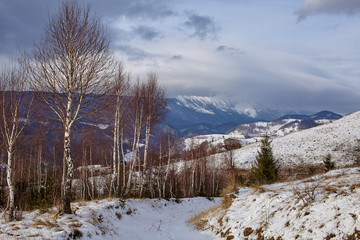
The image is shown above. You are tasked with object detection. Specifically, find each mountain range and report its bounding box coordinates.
[164,96,340,136]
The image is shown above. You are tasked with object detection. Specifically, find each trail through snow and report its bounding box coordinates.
[0,198,221,240]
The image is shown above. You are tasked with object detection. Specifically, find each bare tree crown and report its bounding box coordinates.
[25,0,114,124]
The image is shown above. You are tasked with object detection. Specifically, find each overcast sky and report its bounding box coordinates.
[0,0,359,114]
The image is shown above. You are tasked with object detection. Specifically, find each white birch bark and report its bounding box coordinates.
[6,149,14,222]
[139,117,151,198]
[110,105,119,195]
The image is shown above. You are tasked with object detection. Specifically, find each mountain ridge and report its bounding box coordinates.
[165,96,337,136]
[228,110,342,138]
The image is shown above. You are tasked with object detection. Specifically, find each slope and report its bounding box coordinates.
[229,111,360,169]
[196,167,360,239]
[228,110,342,138]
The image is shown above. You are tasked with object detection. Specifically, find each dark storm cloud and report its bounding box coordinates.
[132,25,162,41]
[0,0,174,56]
[184,13,219,40]
[0,0,54,54]
[297,0,360,21]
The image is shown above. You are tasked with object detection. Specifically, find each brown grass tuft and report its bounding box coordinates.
[188,204,221,230]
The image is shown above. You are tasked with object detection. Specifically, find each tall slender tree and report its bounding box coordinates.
[23,0,114,213]
[110,63,130,196]
[139,74,167,197]
[0,63,32,221]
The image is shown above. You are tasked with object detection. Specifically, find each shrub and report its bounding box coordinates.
[224,138,242,151]
[68,228,83,239]
[249,136,278,185]
[243,227,254,236]
[115,212,122,220]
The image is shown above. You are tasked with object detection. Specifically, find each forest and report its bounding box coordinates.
[0,0,235,222]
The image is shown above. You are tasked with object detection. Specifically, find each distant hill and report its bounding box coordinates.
[228,110,342,138]
[227,110,359,169]
[165,96,306,136]
[277,110,342,121]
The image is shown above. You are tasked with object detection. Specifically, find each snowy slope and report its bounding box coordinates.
[0,198,221,240]
[228,111,360,168]
[198,167,360,239]
[229,110,342,138]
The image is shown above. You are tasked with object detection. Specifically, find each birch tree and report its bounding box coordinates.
[124,80,144,196]
[0,63,32,222]
[139,74,167,198]
[110,63,130,196]
[23,0,114,214]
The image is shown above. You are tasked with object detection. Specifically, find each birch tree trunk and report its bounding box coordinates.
[139,118,150,198]
[6,149,14,222]
[110,106,119,195]
[163,135,172,198]
[63,120,74,214]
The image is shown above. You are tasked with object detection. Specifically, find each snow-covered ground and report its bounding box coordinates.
[227,111,360,168]
[183,133,255,151]
[198,167,360,239]
[0,197,221,240]
[182,111,360,171]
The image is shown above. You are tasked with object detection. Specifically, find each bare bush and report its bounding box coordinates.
[292,181,321,206]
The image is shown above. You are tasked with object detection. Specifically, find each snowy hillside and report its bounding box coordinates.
[0,198,221,240]
[228,111,360,169]
[196,167,360,239]
[229,110,342,138]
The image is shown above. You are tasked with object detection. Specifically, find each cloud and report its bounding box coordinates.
[127,39,360,114]
[171,55,183,60]
[184,13,219,40]
[0,0,52,54]
[132,25,162,41]
[115,45,151,61]
[90,0,175,20]
[216,45,245,55]
[0,0,174,56]
[296,0,360,21]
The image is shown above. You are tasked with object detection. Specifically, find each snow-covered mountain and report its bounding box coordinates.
[229,110,342,138]
[165,96,303,136]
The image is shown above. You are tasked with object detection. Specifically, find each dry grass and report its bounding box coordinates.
[221,195,235,209]
[323,185,338,194]
[188,204,222,230]
[33,218,59,229]
[189,190,235,232]
[68,219,83,228]
[279,163,323,182]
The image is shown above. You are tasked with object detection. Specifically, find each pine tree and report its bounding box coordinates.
[250,135,278,185]
[323,154,335,172]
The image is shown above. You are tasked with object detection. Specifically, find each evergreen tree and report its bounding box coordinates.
[250,135,278,184]
[323,154,335,172]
